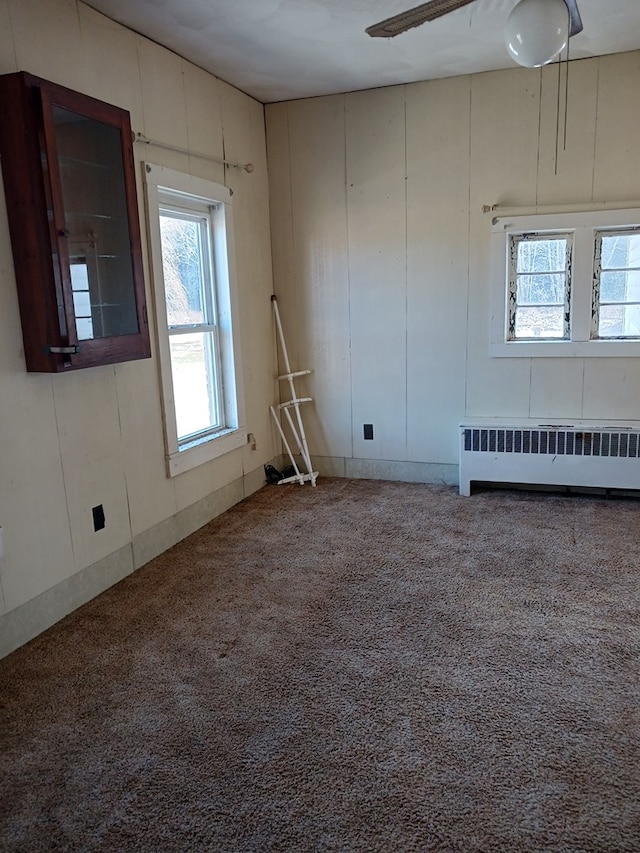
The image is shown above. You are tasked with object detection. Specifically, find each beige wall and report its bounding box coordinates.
[0,0,276,654]
[265,51,640,481]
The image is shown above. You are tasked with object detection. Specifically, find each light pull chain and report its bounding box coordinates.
[563,39,570,151]
[555,49,562,175]
[554,36,571,176]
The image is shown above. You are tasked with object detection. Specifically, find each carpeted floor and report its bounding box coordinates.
[1,478,639,852]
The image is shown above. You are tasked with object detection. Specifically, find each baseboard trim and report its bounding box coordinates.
[0,463,270,660]
[0,457,457,658]
[344,457,458,486]
[283,455,459,487]
[0,545,134,661]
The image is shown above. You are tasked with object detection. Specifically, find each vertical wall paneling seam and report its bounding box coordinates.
[464,77,472,416]
[287,105,296,374]
[113,366,136,546]
[221,114,228,190]
[527,358,533,417]
[283,105,295,416]
[74,0,86,69]
[5,0,18,68]
[134,36,148,140]
[580,359,586,418]
[590,61,601,203]
[344,94,354,459]
[403,84,409,454]
[50,380,78,571]
[266,112,280,443]
[216,77,226,187]
[220,91,242,191]
[264,109,280,438]
[179,59,192,178]
[0,560,6,613]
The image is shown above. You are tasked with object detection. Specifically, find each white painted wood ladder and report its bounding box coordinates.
[269,295,318,486]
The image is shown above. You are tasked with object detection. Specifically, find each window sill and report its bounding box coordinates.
[491,339,640,358]
[166,426,247,477]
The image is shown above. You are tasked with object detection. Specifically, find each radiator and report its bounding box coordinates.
[459,421,640,496]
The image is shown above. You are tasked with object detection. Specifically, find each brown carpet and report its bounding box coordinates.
[1,478,639,852]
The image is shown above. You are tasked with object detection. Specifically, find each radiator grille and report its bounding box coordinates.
[463,428,640,459]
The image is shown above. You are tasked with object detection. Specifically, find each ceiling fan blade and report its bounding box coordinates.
[564,0,583,38]
[366,0,477,38]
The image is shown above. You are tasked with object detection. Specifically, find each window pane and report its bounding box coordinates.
[515,306,565,339]
[599,304,640,338]
[169,333,219,439]
[517,239,566,274]
[600,270,640,303]
[159,215,205,326]
[53,105,138,338]
[600,233,640,270]
[516,273,565,305]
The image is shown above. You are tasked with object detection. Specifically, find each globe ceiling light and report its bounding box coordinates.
[504,0,569,68]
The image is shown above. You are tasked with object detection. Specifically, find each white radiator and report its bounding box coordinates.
[459,421,640,497]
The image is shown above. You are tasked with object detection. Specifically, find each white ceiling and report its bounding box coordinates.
[84,0,640,103]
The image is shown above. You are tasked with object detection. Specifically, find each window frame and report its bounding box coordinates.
[491,207,640,357]
[159,201,225,440]
[507,231,572,342]
[144,163,246,477]
[592,226,640,341]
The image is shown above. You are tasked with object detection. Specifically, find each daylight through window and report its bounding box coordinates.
[159,205,223,442]
[491,207,640,358]
[508,234,571,341]
[593,229,640,340]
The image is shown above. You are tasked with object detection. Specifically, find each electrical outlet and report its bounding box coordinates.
[92,505,105,532]
[363,423,374,440]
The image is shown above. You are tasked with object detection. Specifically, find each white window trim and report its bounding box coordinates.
[490,207,640,358]
[144,163,246,476]
[159,200,225,438]
[592,226,640,340]
[506,231,572,342]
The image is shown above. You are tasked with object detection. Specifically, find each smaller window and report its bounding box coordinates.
[491,207,640,358]
[592,228,640,340]
[507,233,572,341]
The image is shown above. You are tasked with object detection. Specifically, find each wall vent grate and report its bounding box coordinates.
[463,428,640,459]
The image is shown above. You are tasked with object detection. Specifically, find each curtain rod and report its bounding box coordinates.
[482,200,640,217]
[134,132,254,173]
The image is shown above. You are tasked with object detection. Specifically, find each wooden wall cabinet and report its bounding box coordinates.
[0,72,150,371]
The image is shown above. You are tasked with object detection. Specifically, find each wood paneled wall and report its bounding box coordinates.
[266,52,640,471]
[0,0,276,630]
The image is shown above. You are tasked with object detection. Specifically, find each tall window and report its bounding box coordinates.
[159,202,223,441]
[145,164,245,476]
[507,233,571,341]
[593,229,640,339]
